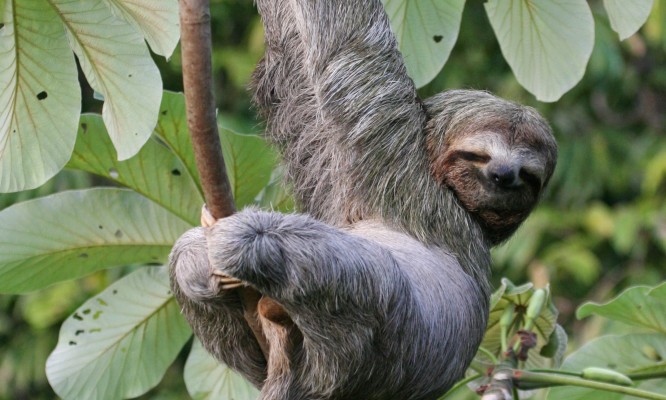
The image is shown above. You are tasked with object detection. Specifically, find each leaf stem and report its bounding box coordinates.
[515,371,666,400]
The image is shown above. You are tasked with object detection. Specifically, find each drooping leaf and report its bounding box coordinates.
[485,0,594,102]
[547,333,666,400]
[0,0,80,192]
[46,267,192,400]
[0,188,190,293]
[51,0,162,160]
[102,0,180,57]
[67,110,203,226]
[184,339,259,400]
[382,0,465,88]
[603,0,654,40]
[577,282,666,334]
[220,129,277,208]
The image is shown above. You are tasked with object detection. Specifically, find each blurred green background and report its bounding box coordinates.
[0,0,664,398]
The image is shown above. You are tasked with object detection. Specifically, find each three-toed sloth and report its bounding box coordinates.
[170,1,557,399]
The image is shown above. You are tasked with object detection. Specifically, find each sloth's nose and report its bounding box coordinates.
[488,165,521,188]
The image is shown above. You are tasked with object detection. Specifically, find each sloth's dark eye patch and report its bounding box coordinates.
[519,169,541,190]
[457,151,491,163]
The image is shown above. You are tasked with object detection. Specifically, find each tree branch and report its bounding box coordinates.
[178,0,269,360]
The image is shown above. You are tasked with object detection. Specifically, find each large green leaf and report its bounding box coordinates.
[0,0,5,23]
[547,333,666,400]
[221,129,277,208]
[382,0,465,88]
[0,188,190,293]
[0,0,80,192]
[67,104,203,226]
[577,282,666,334]
[184,339,259,400]
[153,92,201,194]
[46,267,192,400]
[603,0,654,40]
[485,0,594,102]
[102,0,180,57]
[51,0,162,160]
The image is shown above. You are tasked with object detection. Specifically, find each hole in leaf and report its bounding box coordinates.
[109,168,119,179]
[171,169,181,176]
[81,123,88,133]
[98,225,103,229]
[36,91,48,100]
[97,298,108,306]
[161,110,168,116]
[75,330,84,336]
[433,35,443,43]
[113,289,118,295]
[79,253,88,258]
[73,313,83,321]
[69,341,77,346]
[90,328,101,333]
[82,309,91,315]
[93,311,103,320]
[115,230,123,238]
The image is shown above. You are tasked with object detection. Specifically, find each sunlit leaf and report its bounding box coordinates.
[184,339,259,400]
[0,188,190,293]
[220,129,277,208]
[46,267,191,400]
[51,0,162,160]
[0,0,80,192]
[547,333,666,400]
[603,0,654,40]
[577,282,666,334]
[382,0,465,88]
[0,0,5,23]
[102,0,180,57]
[67,108,203,226]
[485,0,594,102]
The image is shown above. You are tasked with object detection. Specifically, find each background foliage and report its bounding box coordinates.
[0,0,664,398]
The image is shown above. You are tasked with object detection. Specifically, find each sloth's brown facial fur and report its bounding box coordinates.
[425,93,557,245]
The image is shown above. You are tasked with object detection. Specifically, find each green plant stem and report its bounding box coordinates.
[628,371,666,381]
[440,373,482,398]
[477,346,500,365]
[515,371,666,400]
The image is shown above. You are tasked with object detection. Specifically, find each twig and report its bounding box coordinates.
[178,0,269,359]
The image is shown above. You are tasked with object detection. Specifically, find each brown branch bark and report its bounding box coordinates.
[178,0,269,360]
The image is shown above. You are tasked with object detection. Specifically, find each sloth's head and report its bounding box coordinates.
[424,90,558,245]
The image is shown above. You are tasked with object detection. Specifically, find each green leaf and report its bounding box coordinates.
[603,0,654,40]
[547,333,666,400]
[256,167,294,213]
[67,111,203,226]
[154,92,202,193]
[184,339,259,400]
[51,0,162,160]
[577,282,666,334]
[382,0,465,88]
[102,0,179,57]
[481,279,560,369]
[46,267,192,400]
[0,0,80,192]
[0,0,5,23]
[0,188,190,293]
[220,129,277,208]
[485,0,594,102]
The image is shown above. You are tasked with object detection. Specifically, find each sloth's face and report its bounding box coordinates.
[435,130,556,244]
